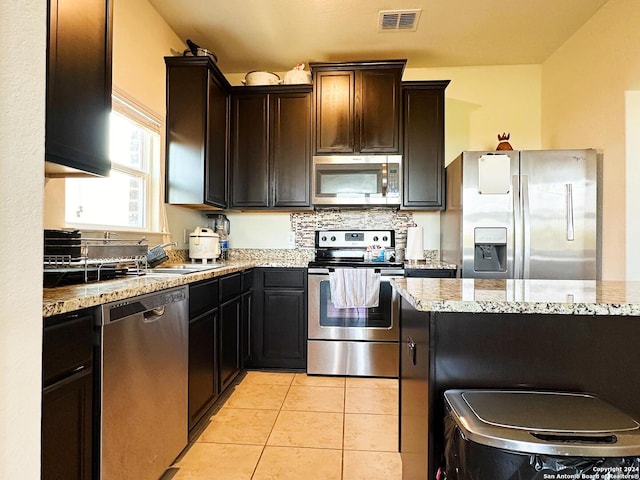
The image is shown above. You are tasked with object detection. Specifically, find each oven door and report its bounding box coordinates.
[308,272,399,341]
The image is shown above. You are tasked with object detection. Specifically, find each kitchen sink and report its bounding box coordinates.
[148,263,226,275]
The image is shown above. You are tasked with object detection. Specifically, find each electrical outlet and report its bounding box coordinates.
[287,231,296,247]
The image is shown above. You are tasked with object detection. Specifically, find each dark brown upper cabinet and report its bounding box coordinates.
[310,60,406,154]
[401,80,450,210]
[45,0,113,177]
[230,85,312,210]
[165,57,231,208]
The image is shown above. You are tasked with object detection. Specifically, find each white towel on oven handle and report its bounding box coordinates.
[329,268,380,308]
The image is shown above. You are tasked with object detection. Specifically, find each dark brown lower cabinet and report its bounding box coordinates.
[240,270,254,367]
[42,369,93,480]
[218,296,241,393]
[188,310,218,429]
[188,278,219,430]
[399,298,430,480]
[188,272,246,430]
[248,268,307,369]
[42,309,95,480]
[240,292,252,366]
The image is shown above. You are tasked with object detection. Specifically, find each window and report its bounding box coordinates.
[65,93,162,231]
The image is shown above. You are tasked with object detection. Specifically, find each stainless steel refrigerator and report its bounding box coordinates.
[441,149,601,279]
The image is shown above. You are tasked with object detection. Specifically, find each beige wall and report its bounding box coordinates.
[0,1,45,478]
[112,0,179,115]
[404,65,542,161]
[542,0,640,280]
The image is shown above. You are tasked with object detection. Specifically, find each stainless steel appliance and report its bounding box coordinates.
[308,229,403,377]
[188,226,220,262]
[441,149,601,279]
[206,213,230,236]
[312,155,402,206]
[98,287,189,480]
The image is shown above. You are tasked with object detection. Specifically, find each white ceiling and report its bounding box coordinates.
[147,0,609,74]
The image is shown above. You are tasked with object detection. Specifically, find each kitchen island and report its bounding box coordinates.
[390,278,640,480]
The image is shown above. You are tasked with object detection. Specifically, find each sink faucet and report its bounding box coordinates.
[147,242,178,268]
[155,242,177,250]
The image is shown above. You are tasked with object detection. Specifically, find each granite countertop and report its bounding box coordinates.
[403,260,457,270]
[391,278,640,316]
[43,259,308,318]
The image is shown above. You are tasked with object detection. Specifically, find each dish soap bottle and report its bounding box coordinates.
[216,224,229,261]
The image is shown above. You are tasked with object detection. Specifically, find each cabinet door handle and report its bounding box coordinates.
[407,336,416,366]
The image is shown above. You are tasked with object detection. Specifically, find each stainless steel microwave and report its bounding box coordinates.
[312,155,402,206]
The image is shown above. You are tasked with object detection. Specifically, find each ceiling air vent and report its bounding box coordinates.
[378,9,422,32]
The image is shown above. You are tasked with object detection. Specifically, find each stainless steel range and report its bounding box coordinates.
[307,229,404,377]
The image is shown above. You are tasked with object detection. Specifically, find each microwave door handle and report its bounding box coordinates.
[381,166,388,196]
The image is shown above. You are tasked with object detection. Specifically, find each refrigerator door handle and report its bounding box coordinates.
[513,175,522,279]
[522,175,531,278]
[566,183,575,241]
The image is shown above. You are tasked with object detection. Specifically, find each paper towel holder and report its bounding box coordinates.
[406,224,425,264]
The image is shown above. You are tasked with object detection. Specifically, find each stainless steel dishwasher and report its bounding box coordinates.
[98,286,188,480]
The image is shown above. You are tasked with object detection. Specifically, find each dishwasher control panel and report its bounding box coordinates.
[101,287,188,322]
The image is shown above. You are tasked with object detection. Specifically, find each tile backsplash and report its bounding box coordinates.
[172,208,439,262]
[290,208,437,260]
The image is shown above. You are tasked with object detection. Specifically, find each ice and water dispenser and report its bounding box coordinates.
[474,227,507,272]
[473,154,510,273]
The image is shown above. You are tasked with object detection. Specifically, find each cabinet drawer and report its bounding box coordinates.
[189,278,219,318]
[43,311,94,387]
[220,272,242,302]
[263,268,306,288]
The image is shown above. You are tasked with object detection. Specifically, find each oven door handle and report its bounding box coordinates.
[327,267,383,273]
[308,268,330,275]
[308,268,405,278]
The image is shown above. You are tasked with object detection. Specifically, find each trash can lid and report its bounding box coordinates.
[445,390,640,457]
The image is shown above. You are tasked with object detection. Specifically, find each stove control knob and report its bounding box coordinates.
[331,236,336,242]
[382,236,388,242]
[373,236,379,242]
[321,236,327,242]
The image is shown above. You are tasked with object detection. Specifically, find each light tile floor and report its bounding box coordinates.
[162,371,401,480]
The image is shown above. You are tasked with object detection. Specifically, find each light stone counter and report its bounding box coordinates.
[391,278,640,316]
[43,259,308,318]
[403,260,457,270]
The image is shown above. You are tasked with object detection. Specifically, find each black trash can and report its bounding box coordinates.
[443,390,640,480]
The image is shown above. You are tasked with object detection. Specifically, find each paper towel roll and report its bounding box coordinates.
[406,226,424,261]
